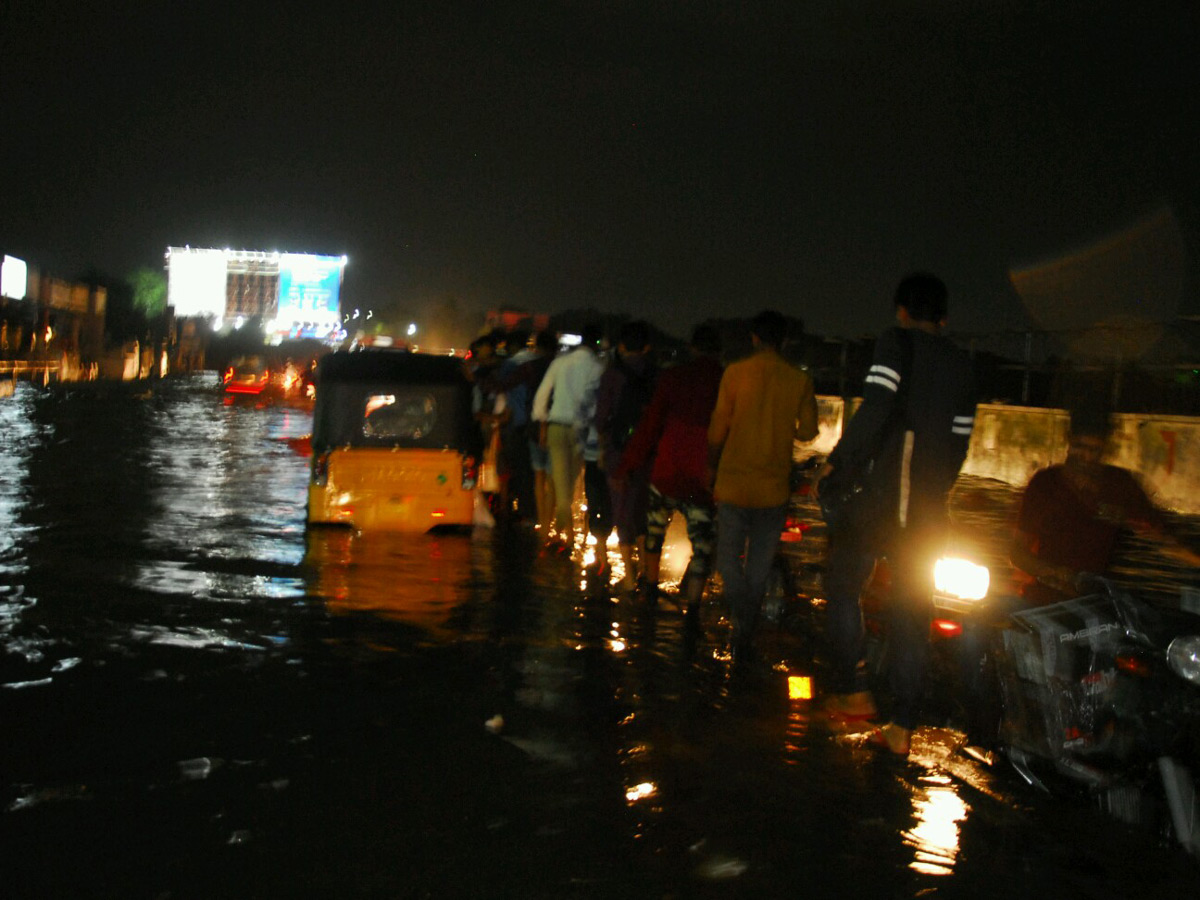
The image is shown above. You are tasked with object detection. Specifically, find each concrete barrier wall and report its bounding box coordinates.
[810,395,846,457]
[811,397,1200,515]
[961,403,1070,487]
[1107,413,1200,514]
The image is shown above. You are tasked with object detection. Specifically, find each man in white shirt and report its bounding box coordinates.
[532,323,606,548]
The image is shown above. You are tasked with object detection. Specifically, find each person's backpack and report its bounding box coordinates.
[608,357,656,451]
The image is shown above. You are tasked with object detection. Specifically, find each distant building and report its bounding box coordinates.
[165,246,347,342]
[1,252,105,369]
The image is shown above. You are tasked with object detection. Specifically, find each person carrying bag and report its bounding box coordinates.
[818,329,913,543]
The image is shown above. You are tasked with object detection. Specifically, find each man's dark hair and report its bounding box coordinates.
[1062,375,1115,438]
[1070,405,1112,440]
[533,330,558,353]
[580,322,604,349]
[894,272,948,323]
[691,323,721,356]
[618,320,651,351]
[470,333,496,352]
[505,328,531,355]
[750,310,787,349]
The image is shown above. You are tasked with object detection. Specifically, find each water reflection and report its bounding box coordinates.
[303,529,476,637]
[783,703,814,762]
[138,376,312,573]
[0,386,36,635]
[625,780,657,803]
[904,772,970,876]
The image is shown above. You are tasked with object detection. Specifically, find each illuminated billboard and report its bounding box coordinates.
[165,247,346,336]
[166,248,226,318]
[2,255,28,300]
[278,253,344,330]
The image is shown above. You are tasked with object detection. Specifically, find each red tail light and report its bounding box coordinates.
[779,518,809,543]
[931,618,963,638]
[1115,653,1152,678]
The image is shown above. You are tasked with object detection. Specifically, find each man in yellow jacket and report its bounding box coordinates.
[708,310,819,663]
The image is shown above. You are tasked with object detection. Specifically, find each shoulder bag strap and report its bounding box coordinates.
[894,328,916,526]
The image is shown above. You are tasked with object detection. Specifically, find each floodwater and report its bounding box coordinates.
[1,376,1196,898]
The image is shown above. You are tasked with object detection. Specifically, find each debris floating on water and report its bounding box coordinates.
[695,855,749,880]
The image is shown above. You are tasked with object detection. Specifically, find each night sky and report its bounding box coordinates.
[2,1,1197,342]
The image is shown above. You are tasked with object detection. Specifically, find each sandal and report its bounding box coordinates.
[867,723,912,757]
[823,693,878,733]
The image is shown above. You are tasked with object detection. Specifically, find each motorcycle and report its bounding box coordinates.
[941,574,1200,857]
[854,550,992,710]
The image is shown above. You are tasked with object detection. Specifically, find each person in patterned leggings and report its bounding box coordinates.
[616,324,724,620]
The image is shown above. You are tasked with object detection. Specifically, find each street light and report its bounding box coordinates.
[407,323,417,336]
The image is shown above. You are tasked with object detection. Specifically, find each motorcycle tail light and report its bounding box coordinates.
[931,618,963,638]
[1115,653,1152,678]
[1166,636,1200,686]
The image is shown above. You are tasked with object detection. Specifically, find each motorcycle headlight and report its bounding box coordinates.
[933,557,990,602]
[1167,635,1200,687]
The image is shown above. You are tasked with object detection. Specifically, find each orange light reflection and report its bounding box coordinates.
[904,774,968,876]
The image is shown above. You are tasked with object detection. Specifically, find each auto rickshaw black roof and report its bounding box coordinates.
[317,348,467,383]
[311,349,483,456]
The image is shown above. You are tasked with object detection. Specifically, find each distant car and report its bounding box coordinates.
[222,356,272,397]
[221,356,308,401]
[306,349,485,531]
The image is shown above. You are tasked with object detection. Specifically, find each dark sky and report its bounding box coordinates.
[2,1,1197,341]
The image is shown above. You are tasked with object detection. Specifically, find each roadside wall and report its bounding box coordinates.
[1107,413,1200,514]
[809,395,846,456]
[813,398,1200,515]
[960,403,1070,487]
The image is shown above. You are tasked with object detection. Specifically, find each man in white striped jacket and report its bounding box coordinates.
[816,273,976,756]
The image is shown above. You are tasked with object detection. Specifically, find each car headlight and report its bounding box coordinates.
[933,557,990,602]
[1167,635,1200,687]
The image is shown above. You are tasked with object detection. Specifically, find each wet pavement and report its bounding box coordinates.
[1,376,1197,898]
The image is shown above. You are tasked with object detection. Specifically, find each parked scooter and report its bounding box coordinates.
[993,577,1200,854]
[938,574,1200,857]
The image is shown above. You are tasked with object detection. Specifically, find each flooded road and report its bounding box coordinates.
[1,377,1197,898]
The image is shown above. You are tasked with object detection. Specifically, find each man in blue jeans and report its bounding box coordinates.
[708,310,818,663]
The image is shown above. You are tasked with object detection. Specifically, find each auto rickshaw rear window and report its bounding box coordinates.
[363,393,439,440]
